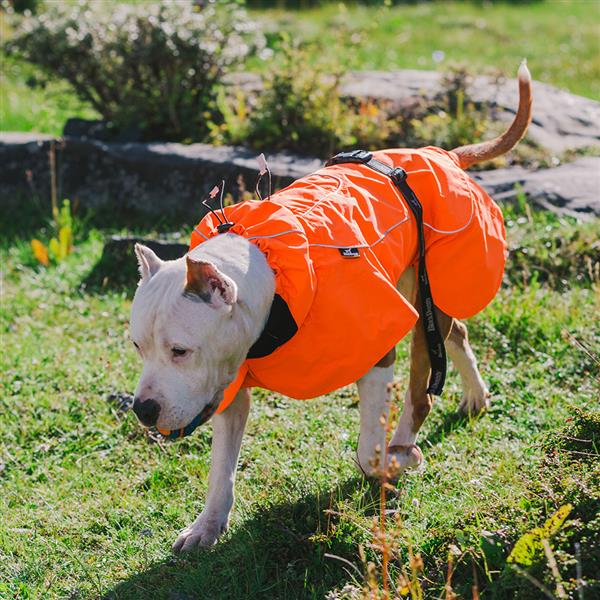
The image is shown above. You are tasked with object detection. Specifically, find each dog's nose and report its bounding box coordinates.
[133,397,161,427]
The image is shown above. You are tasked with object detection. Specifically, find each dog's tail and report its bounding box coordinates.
[452,61,533,169]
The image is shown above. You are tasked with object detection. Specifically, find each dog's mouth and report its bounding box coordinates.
[156,391,222,440]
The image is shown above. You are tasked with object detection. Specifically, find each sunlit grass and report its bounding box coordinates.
[0,198,598,598]
[251,0,600,100]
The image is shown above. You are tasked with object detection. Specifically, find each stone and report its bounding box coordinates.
[341,70,600,152]
[0,134,320,219]
[474,156,600,219]
[63,118,143,143]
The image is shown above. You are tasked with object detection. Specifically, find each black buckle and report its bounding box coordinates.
[390,167,407,185]
[326,149,372,167]
[217,222,234,234]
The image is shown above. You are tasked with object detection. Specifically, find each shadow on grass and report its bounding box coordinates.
[105,477,377,600]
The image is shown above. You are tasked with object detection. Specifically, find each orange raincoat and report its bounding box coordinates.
[190,147,507,413]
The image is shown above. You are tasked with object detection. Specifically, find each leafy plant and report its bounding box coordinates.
[542,406,600,462]
[406,67,489,152]
[5,1,262,141]
[212,39,398,157]
[31,199,74,265]
[208,87,252,147]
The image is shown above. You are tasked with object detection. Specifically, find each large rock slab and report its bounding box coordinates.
[1,131,597,220]
[342,71,600,153]
[0,133,319,219]
[474,156,600,218]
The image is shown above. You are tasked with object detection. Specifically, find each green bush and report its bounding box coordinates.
[210,57,502,160]
[5,1,262,141]
[403,67,489,151]
[210,41,397,157]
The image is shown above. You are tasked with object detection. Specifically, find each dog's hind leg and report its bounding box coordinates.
[447,320,490,415]
[356,350,395,478]
[172,387,251,553]
[387,300,453,474]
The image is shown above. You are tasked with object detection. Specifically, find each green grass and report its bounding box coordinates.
[250,0,600,99]
[0,198,598,599]
[1,0,598,137]
[0,57,99,135]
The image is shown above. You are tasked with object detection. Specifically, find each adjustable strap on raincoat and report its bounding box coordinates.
[325,149,447,396]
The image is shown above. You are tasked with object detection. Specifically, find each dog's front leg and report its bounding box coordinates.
[356,353,395,478]
[172,388,251,553]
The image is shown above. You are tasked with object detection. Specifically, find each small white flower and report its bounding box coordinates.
[432,50,446,63]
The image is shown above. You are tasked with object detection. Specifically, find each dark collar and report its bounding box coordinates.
[247,294,298,359]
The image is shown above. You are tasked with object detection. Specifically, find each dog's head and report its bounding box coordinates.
[129,243,248,434]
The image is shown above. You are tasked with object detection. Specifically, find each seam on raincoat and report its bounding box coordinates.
[420,164,477,234]
[308,215,410,250]
[193,227,209,241]
[246,229,305,241]
[423,202,474,234]
[298,174,344,218]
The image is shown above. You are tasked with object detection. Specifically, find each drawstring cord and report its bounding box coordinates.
[201,153,270,236]
[255,153,272,202]
[202,180,234,233]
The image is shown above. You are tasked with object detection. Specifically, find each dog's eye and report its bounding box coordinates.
[133,341,139,349]
[171,347,188,358]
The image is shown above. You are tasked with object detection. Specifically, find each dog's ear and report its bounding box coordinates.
[135,243,163,283]
[185,256,238,308]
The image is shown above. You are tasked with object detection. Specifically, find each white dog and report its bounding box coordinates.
[130,65,532,552]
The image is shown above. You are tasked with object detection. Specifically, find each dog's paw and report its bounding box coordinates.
[386,444,423,479]
[172,513,228,553]
[458,386,491,416]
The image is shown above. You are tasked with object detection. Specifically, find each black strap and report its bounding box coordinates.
[326,150,447,395]
[246,294,298,359]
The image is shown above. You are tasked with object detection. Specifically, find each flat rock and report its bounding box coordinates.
[1,131,598,220]
[343,71,600,152]
[337,71,600,152]
[474,156,600,218]
[0,134,319,219]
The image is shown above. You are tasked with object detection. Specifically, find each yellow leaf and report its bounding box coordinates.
[31,239,49,266]
[508,504,573,566]
[543,503,572,537]
[48,237,60,261]
[58,225,73,259]
[507,527,544,566]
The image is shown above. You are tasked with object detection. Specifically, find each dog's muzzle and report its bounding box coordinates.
[156,392,222,440]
